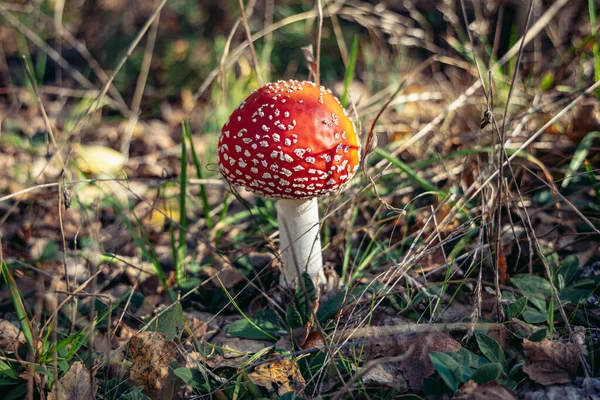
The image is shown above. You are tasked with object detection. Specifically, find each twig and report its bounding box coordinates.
[121,3,161,157]
[237,0,263,85]
[315,0,323,86]
[0,177,224,204]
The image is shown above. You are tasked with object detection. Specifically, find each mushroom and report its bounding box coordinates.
[217,80,361,287]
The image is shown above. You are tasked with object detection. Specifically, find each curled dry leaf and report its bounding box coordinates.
[0,319,25,353]
[128,331,177,399]
[361,362,406,389]
[48,361,94,400]
[522,338,586,385]
[248,356,306,396]
[456,381,516,400]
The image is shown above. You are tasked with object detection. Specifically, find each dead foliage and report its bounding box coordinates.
[128,331,178,399]
[47,362,94,400]
[522,338,587,385]
[456,381,517,400]
[248,356,306,396]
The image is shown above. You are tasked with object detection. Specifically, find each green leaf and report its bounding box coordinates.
[41,241,60,261]
[285,304,303,329]
[3,384,28,400]
[154,302,185,341]
[472,363,502,384]
[226,317,278,341]
[422,377,446,398]
[317,290,348,323]
[173,367,193,384]
[0,361,18,380]
[559,287,589,304]
[429,352,461,392]
[475,334,505,371]
[521,306,548,324]
[0,377,21,387]
[508,296,527,319]
[1,261,34,352]
[556,255,579,285]
[295,272,317,324]
[529,328,547,342]
[511,274,552,311]
[562,131,600,188]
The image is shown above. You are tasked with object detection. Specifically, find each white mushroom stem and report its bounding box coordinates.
[276,198,325,288]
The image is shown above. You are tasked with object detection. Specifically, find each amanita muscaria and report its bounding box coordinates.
[217,80,361,287]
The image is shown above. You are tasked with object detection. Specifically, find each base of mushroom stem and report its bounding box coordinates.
[276,197,326,288]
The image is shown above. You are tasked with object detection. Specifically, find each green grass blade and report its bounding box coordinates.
[177,121,189,284]
[185,120,213,229]
[562,131,600,188]
[584,160,600,204]
[217,279,277,341]
[1,260,35,352]
[341,205,359,283]
[589,0,600,99]
[374,147,445,195]
[341,35,359,108]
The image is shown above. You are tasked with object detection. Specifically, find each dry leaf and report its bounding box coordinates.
[398,332,461,388]
[361,362,406,389]
[128,331,177,399]
[219,337,270,358]
[456,381,516,400]
[48,362,94,400]
[522,338,585,385]
[0,319,25,353]
[73,144,126,175]
[248,357,305,396]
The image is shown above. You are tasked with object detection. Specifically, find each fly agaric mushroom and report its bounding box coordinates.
[217,80,360,287]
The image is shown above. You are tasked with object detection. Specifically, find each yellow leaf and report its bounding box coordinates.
[248,357,305,396]
[74,145,125,175]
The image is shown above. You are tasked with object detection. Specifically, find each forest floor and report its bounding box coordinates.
[0,0,600,399]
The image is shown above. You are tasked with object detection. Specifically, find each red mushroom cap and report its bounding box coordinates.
[217,80,361,199]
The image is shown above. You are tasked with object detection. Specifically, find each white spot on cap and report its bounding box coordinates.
[294,149,307,158]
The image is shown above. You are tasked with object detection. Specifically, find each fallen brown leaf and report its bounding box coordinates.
[522,338,586,385]
[361,362,407,389]
[128,331,178,399]
[398,332,461,389]
[248,356,305,396]
[0,319,25,353]
[456,381,516,400]
[48,361,94,400]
